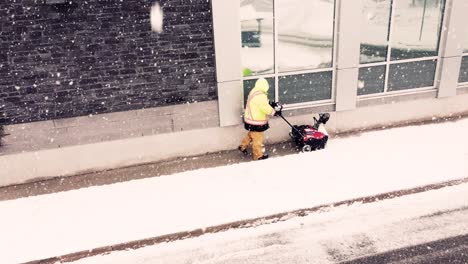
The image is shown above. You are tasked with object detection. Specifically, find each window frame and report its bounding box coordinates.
[357,0,446,99]
[241,0,338,110]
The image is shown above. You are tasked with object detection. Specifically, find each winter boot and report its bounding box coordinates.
[238,146,248,155]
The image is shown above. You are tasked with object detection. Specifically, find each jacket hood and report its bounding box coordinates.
[254,78,269,94]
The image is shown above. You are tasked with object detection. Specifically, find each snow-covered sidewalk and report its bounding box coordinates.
[1,118,468,263]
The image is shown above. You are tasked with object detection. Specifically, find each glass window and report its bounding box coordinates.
[358,0,445,96]
[390,0,445,61]
[241,0,335,106]
[388,60,437,91]
[243,78,275,107]
[358,66,386,95]
[278,71,332,104]
[360,0,392,64]
[459,56,468,83]
[240,0,274,77]
[277,0,335,72]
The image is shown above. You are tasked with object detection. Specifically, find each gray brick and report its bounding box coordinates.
[0,0,217,126]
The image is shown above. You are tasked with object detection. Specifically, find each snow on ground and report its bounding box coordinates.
[71,182,468,264]
[0,118,467,263]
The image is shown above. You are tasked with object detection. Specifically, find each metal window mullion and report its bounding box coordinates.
[384,0,397,93]
[358,86,437,100]
[387,56,439,65]
[434,56,442,87]
[331,0,339,102]
[359,61,388,68]
[283,99,335,110]
[383,58,392,93]
[243,73,277,81]
[276,67,334,77]
[380,86,437,95]
[347,56,439,70]
[273,0,279,102]
[435,0,447,59]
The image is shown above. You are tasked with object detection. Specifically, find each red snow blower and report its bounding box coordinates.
[273,103,330,152]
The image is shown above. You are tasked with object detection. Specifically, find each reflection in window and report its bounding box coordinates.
[358,66,386,95]
[358,0,445,96]
[459,57,468,83]
[278,72,332,104]
[390,0,445,61]
[277,0,335,72]
[360,0,391,64]
[240,0,274,77]
[388,60,437,91]
[243,78,275,107]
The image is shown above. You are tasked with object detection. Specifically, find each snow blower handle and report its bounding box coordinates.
[273,103,306,137]
[274,103,283,116]
[269,101,284,117]
[270,102,289,124]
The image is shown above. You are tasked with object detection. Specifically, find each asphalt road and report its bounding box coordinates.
[343,234,468,264]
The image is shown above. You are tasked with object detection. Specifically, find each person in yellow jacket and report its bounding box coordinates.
[238,78,281,160]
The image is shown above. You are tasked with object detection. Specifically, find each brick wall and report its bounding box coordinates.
[0,0,217,125]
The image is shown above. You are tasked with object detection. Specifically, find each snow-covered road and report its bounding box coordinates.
[73,182,468,264]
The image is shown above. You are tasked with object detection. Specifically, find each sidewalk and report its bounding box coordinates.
[0,140,299,201]
[1,117,467,263]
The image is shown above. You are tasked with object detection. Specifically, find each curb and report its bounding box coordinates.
[24,177,468,264]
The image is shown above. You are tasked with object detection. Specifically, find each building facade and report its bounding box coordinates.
[0,0,467,186]
[1,0,216,124]
[215,0,468,127]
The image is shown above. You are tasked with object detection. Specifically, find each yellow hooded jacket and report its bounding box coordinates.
[244,78,275,127]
